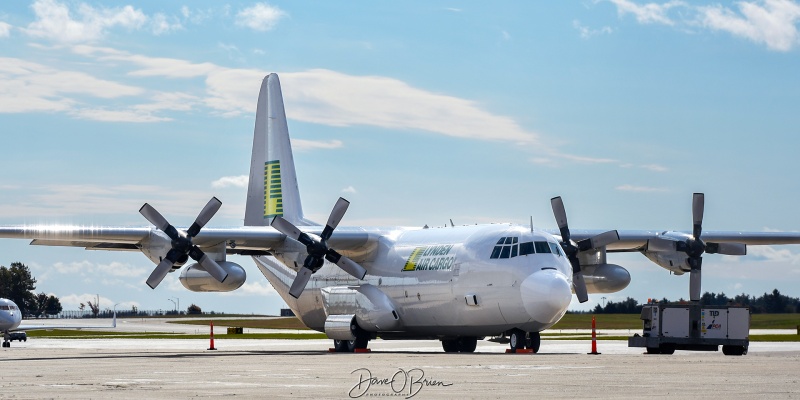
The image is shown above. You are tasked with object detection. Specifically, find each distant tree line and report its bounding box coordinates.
[0,262,62,317]
[588,289,800,314]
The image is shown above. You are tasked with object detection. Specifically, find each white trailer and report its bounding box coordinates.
[628,303,750,355]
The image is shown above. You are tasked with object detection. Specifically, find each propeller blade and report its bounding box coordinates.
[326,251,367,280]
[648,237,678,252]
[139,203,176,235]
[187,197,222,237]
[321,197,350,240]
[706,242,747,256]
[578,230,620,251]
[289,267,314,299]
[550,196,570,240]
[146,258,176,289]
[692,193,704,239]
[271,216,303,241]
[573,271,589,303]
[195,251,229,283]
[689,261,702,301]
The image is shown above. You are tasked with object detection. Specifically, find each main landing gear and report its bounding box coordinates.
[508,329,541,353]
[331,324,371,353]
[441,337,478,353]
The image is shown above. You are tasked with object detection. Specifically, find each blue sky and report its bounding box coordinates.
[1,0,799,314]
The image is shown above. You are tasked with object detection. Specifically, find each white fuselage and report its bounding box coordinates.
[0,298,23,333]
[254,223,574,338]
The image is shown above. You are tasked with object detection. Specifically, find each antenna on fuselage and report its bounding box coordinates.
[449,219,454,227]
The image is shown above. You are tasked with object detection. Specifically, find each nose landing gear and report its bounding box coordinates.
[508,329,541,353]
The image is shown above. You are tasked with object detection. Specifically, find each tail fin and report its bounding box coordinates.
[245,74,314,226]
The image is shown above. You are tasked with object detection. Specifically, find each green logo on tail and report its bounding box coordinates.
[264,160,283,218]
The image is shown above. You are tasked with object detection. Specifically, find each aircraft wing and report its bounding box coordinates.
[560,229,800,252]
[0,226,378,256]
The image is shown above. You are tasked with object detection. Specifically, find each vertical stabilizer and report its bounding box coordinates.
[245,74,313,226]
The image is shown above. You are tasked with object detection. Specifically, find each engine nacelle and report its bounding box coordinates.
[140,230,187,269]
[582,263,631,293]
[179,261,246,292]
[643,231,693,274]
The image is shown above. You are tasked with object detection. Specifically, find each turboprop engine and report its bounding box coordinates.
[581,263,631,293]
[179,261,246,292]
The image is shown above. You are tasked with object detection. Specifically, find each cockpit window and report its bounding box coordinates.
[491,236,519,259]
[549,242,563,256]
[0,305,9,310]
[534,241,551,254]
[491,237,561,259]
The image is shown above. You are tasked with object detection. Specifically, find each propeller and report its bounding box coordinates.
[551,196,620,303]
[648,193,747,301]
[270,197,367,299]
[139,197,228,289]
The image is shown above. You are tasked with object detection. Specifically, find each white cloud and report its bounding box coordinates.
[605,0,800,52]
[0,57,143,114]
[341,186,357,194]
[54,260,148,278]
[556,153,618,164]
[219,280,278,297]
[0,184,228,219]
[59,293,133,310]
[212,175,249,189]
[0,21,11,38]
[24,0,147,43]
[235,3,287,32]
[700,0,800,52]
[608,0,685,26]
[292,139,344,150]
[573,19,613,38]
[616,184,669,192]
[748,245,800,264]
[641,163,668,172]
[151,13,183,35]
[279,69,541,145]
[72,45,222,78]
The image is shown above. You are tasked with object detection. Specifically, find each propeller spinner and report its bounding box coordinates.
[139,197,229,289]
[271,197,367,299]
[648,193,747,301]
[551,196,620,303]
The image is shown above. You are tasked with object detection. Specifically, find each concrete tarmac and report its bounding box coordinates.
[2,338,799,399]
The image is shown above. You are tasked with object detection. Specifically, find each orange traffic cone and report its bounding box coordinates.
[208,320,217,350]
[588,315,600,355]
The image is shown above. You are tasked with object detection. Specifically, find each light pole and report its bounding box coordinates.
[168,297,180,314]
[167,298,177,313]
[601,296,607,308]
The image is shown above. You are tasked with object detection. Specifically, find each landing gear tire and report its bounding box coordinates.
[333,339,349,352]
[457,337,477,353]
[2,341,9,348]
[526,331,541,353]
[441,339,459,353]
[509,329,526,351]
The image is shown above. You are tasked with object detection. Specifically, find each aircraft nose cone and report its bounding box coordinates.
[520,269,572,325]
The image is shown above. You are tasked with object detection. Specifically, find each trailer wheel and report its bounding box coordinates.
[646,347,660,354]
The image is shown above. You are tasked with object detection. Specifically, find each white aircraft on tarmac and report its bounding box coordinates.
[1,297,115,347]
[2,74,800,353]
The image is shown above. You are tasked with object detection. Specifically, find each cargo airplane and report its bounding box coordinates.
[1,297,115,347]
[2,74,800,352]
